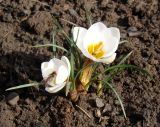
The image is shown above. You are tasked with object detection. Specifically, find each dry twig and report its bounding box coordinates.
[76,105,91,119]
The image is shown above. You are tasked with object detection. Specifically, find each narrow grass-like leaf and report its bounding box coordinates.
[104,64,152,78]
[118,51,133,65]
[62,31,75,46]
[52,32,56,52]
[92,64,152,81]
[107,51,133,79]
[102,51,133,82]
[85,8,92,26]
[103,81,127,119]
[75,28,80,45]
[6,82,40,91]
[60,18,77,26]
[52,16,77,48]
[32,44,68,53]
[69,53,75,90]
[119,40,128,44]
[65,82,71,96]
[70,53,75,80]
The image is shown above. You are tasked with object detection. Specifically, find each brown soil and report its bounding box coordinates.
[0,0,160,127]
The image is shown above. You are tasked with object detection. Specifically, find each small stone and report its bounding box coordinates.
[127,26,141,37]
[95,109,101,118]
[128,31,142,37]
[3,13,13,22]
[115,100,120,105]
[6,92,19,106]
[103,103,112,113]
[127,26,137,32]
[95,98,104,108]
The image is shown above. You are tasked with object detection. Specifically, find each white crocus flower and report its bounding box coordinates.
[41,56,70,93]
[73,22,120,64]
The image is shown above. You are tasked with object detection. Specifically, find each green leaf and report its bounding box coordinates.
[103,51,133,81]
[70,53,75,80]
[75,28,80,44]
[31,44,68,53]
[92,64,152,83]
[60,18,77,26]
[6,82,40,91]
[118,51,133,65]
[104,64,152,79]
[119,40,128,44]
[52,32,56,52]
[52,16,76,48]
[65,82,71,96]
[103,81,127,119]
[85,7,92,26]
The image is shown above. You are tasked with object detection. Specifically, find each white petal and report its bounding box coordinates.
[45,82,66,93]
[96,53,116,64]
[72,27,95,60]
[80,47,96,61]
[109,27,120,42]
[56,65,69,84]
[61,56,71,75]
[102,35,119,58]
[41,60,56,79]
[83,23,119,58]
[51,58,67,73]
[83,22,108,46]
[72,27,87,51]
[82,22,110,60]
[41,62,48,72]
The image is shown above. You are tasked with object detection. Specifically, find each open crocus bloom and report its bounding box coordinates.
[41,56,70,93]
[73,22,120,64]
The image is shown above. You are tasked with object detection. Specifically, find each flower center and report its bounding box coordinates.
[88,41,105,59]
[46,72,57,86]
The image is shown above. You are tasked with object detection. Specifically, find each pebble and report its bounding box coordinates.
[115,100,120,105]
[103,103,112,113]
[127,26,142,37]
[128,31,142,37]
[6,92,19,106]
[95,109,101,118]
[95,98,104,108]
[3,13,13,22]
[127,26,138,32]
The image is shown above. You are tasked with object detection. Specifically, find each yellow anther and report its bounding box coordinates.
[88,41,105,59]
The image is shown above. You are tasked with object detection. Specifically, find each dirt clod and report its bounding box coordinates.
[95,98,104,108]
[103,103,112,113]
[95,109,101,118]
[27,11,53,35]
[6,92,19,106]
